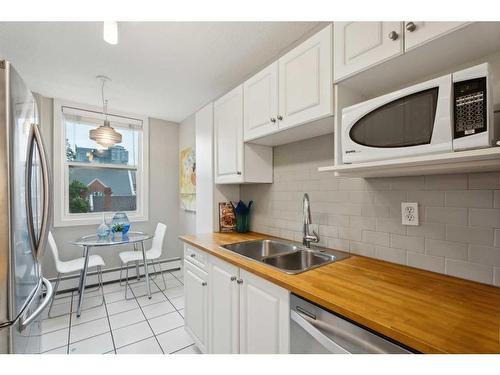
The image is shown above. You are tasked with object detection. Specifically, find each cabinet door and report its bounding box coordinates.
[184,261,208,353]
[243,62,279,141]
[278,24,332,130]
[239,269,290,354]
[404,22,469,51]
[334,22,403,81]
[208,256,240,353]
[214,85,244,183]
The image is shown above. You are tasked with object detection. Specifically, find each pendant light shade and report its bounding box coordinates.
[90,76,122,149]
[89,119,122,149]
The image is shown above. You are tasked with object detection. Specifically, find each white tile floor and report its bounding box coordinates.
[38,269,201,354]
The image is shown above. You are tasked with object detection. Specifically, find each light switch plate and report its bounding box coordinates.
[401,202,419,226]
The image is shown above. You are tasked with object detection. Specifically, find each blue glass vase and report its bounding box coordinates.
[112,212,130,235]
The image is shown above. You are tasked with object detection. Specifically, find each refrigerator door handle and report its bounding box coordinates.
[25,123,51,261]
[25,124,37,259]
[32,123,51,261]
[18,277,53,331]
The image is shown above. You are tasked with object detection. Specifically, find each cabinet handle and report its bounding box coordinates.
[277,115,283,121]
[406,22,417,32]
[230,276,237,281]
[236,171,242,175]
[190,253,196,258]
[388,31,399,41]
[237,278,243,284]
[270,117,276,123]
[201,281,207,286]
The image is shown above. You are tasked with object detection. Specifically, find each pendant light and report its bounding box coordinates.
[89,76,122,149]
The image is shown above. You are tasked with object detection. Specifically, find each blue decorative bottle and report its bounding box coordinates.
[97,213,110,239]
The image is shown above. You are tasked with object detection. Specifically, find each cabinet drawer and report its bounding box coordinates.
[184,245,208,270]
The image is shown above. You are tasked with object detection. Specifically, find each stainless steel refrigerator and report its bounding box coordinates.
[0,60,53,354]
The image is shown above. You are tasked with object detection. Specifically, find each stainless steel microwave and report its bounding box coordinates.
[341,63,498,164]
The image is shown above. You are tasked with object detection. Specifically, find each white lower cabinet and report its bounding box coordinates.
[239,269,290,354]
[184,260,208,353]
[208,256,240,354]
[183,244,290,354]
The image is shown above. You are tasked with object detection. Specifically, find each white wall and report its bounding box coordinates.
[36,95,181,279]
[241,134,500,286]
[178,113,197,240]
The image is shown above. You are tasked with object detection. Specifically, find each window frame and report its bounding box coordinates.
[53,99,149,227]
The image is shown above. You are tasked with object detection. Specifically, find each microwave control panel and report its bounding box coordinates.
[453,77,487,139]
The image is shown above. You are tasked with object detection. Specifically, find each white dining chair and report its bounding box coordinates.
[46,231,105,317]
[119,222,167,298]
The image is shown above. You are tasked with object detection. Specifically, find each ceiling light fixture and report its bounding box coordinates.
[89,76,122,149]
[103,21,118,45]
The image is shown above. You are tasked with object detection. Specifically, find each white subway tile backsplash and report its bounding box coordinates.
[494,267,500,286]
[349,216,376,230]
[445,259,493,284]
[407,252,445,273]
[350,241,375,257]
[426,239,468,260]
[390,234,425,253]
[425,207,468,225]
[375,218,406,235]
[445,191,493,208]
[407,223,446,240]
[361,205,390,218]
[425,174,468,190]
[327,238,350,252]
[391,176,425,191]
[240,134,500,285]
[362,230,389,246]
[446,225,494,246]
[468,245,500,266]
[338,227,362,241]
[374,246,406,265]
[407,191,445,207]
[469,208,500,228]
[468,172,500,189]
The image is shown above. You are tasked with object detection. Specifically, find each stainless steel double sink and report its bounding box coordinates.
[220,239,349,274]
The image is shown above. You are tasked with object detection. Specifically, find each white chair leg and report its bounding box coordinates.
[47,273,61,318]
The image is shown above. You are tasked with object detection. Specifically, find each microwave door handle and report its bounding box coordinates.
[32,123,51,261]
[291,310,349,354]
[18,277,53,331]
[25,124,37,260]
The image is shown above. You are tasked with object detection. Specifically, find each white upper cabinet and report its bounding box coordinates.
[208,257,240,354]
[214,85,273,184]
[404,21,469,50]
[334,22,403,82]
[214,85,244,183]
[239,269,290,354]
[278,24,333,130]
[244,62,279,141]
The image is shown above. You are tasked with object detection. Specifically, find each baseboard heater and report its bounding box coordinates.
[47,257,182,295]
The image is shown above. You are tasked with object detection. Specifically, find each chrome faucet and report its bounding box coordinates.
[302,193,320,248]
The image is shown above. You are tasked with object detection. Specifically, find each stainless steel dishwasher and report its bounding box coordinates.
[290,294,412,354]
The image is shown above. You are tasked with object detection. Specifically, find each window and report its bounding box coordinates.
[53,100,149,226]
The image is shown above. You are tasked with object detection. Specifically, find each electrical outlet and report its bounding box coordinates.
[401,202,419,226]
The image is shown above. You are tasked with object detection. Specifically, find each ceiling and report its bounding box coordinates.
[0,22,320,122]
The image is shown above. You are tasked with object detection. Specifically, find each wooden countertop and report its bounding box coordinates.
[179,232,500,353]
